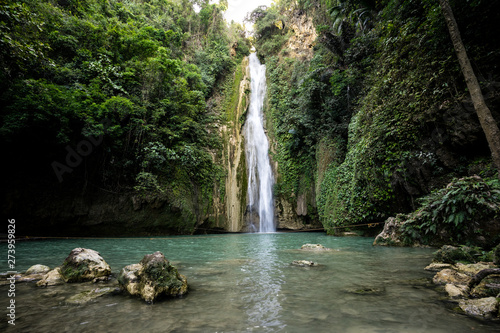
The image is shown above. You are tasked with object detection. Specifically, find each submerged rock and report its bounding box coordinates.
[291,260,318,267]
[66,287,115,305]
[343,286,386,295]
[60,248,112,283]
[459,297,499,318]
[118,251,188,303]
[36,268,64,287]
[300,244,331,251]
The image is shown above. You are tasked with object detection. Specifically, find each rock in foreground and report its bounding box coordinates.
[60,248,112,283]
[118,251,188,303]
[459,297,499,318]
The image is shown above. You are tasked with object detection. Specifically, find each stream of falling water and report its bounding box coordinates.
[244,53,275,233]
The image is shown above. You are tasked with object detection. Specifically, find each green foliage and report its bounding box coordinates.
[1,0,247,233]
[400,176,500,245]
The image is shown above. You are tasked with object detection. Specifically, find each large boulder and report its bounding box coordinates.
[60,248,111,283]
[118,251,188,303]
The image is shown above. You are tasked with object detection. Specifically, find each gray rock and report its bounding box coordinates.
[459,297,499,318]
[60,248,111,283]
[118,251,188,303]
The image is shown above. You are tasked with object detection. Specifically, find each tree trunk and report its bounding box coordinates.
[439,0,500,179]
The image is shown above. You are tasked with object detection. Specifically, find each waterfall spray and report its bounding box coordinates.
[244,53,275,233]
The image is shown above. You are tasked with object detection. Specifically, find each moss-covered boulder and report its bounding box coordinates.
[433,245,479,264]
[60,248,111,283]
[118,251,188,303]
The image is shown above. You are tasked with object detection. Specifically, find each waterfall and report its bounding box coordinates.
[244,53,275,233]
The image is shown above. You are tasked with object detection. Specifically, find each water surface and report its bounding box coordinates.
[1,233,498,332]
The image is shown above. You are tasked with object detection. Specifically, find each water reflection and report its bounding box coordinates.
[240,234,286,331]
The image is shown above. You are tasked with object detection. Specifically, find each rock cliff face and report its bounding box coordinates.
[283,10,317,60]
[219,57,250,232]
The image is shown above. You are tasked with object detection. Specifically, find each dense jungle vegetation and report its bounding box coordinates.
[249,0,500,245]
[0,0,250,233]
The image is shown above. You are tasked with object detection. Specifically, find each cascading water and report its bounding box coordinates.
[244,53,275,233]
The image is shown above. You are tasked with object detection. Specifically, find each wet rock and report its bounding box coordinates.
[118,251,188,303]
[433,269,471,285]
[300,244,331,251]
[66,287,114,305]
[459,297,499,318]
[470,274,500,298]
[291,260,318,267]
[424,263,453,272]
[60,248,111,283]
[36,268,64,287]
[433,245,478,264]
[26,264,50,275]
[445,283,468,298]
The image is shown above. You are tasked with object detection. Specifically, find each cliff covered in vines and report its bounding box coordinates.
[251,0,500,236]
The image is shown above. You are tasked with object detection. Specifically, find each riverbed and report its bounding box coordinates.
[1,233,499,332]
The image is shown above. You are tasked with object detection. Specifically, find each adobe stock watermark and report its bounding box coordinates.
[51,119,111,183]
